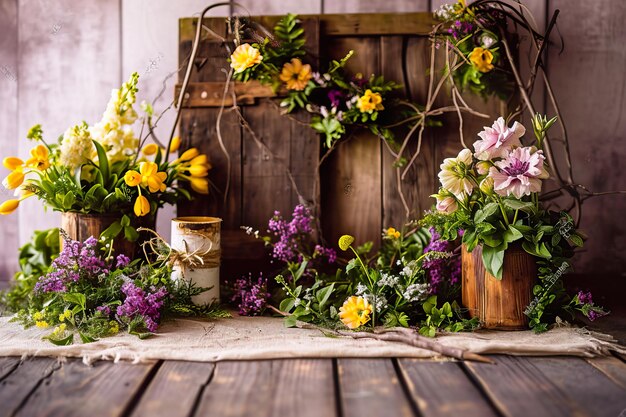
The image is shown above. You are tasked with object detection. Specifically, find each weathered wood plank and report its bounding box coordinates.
[235,0,322,15]
[530,356,626,416]
[324,0,428,13]
[338,359,415,417]
[130,361,215,417]
[398,360,497,417]
[0,356,22,382]
[0,357,60,416]
[586,356,626,390]
[0,0,19,281]
[320,36,383,249]
[15,359,155,417]
[194,359,336,417]
[17,0,122,245]
[464,355,588,417]
[177,19,243,229]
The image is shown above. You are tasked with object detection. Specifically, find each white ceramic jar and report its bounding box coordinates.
[170,216,222,305]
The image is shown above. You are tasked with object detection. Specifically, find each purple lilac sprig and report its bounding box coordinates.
[422,228,461,294]
[116,282,168,332]
[574,290,608,322]
[231,273,270,316]
[35,236,109,294]
[267,204,314,263]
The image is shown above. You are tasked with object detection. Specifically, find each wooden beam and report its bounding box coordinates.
[174,81,285,108]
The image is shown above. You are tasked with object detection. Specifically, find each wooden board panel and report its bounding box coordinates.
[235,0,322,15]
[464,355,587,417]
[547,0,626,275]
[0,357,21,382]
[0,0,19,280]
[194,359,337,417]
[337,359,415,417]
[0,358,60,416]
[130,361,215,417]
[324,0,428,13]
[320,36,383,249]
[586,356,626,390]
[16,359,155,417]
[530,356,626,416]
[398,360,497,417]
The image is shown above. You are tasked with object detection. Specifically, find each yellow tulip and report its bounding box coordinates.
[179,148,199,162]
[189,177,209,194]
[134,195,151,217]
[187,164,209,178]
[142,143,159,156]
[169,136,181,153]
[0,199,19,215]
[25,144,50,171]
[2,169,25,190]
[3,157,24,171]
[124,170,142,187]
[189,154,209,167]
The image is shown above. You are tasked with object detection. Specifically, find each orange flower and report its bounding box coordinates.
[279,58,312,91]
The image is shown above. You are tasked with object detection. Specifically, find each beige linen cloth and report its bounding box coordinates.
[0,315,624,364]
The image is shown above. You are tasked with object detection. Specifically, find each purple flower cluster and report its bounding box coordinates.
[447,20,474,39]
[35,236,108,294]
[422,228,461,294]
[268,205,314,263]
[231,273,270,316]
[328,90,344,108]
[115,254,131,269]
[577,290,593,304]
[96,305,112,316]
[116,282,168,332]
[314,245,337,264]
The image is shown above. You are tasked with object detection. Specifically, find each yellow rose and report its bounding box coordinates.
[134,195,151,217]
[469,47,494,73]
[356,89,384,113]
[279,58,312,91]
[230,44,263,73]
[0,199,20,215]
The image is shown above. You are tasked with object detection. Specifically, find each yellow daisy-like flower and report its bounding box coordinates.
[356,89,384,113]
[3,157,24,171]
[230,43,263,74]
[339,296,372,329]
[134,195,151,217]
[25,144,51,171]
[469,47,494,73]
[338,235,355,251]
[279,58,312,91]
[386,227,401,239]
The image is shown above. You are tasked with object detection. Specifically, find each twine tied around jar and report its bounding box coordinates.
[137,227,221,273]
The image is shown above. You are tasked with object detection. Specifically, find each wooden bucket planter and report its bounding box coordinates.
[60,212,155,258]
[462,244,536,330]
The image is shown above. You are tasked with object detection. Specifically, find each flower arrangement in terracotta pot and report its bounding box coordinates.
[428,114,606,330]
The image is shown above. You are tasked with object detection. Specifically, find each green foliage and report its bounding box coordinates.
[419,296,479,337]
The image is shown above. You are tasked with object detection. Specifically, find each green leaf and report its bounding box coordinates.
[284,315,298,328]
[92,140,110,183]
[481,245,505,279]
[474,202,498,223]
[62,191,76,210]
[279,297,295,313]
[316,283,335,310]
[101,221,123,240]
[63,293,86,309]
[45,333,74,346]
[422,295,437,314]
[568,234,583,247]
[79,332,98,343]
[503,225,523,244]
[124,226,139,242]
[502,199,535,212]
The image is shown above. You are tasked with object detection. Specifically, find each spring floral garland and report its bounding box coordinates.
[229,14,409,148]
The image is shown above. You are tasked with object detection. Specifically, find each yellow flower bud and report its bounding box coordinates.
[134,195,151,216]
[179,148,200,162]
[2,169,25,190]
[169,136,181,153]
[480,177,494,195]
[189,154,209,167]
[189,177,209,194]
[338,235,355,251]
[3,157,24,171]
[188,164,209,178]
[142,143,159,156]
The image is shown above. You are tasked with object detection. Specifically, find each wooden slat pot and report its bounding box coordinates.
[61,212,155,258]
[462,243,536,330]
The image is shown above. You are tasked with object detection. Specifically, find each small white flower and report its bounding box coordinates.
[293,298,301,307]
[355,283,368,296]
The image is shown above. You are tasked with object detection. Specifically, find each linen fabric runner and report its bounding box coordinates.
[0,315,623,364]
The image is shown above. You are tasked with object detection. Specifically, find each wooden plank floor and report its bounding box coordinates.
[1,355,625,417]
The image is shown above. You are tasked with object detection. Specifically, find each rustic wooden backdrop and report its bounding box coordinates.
[0,0,625,284]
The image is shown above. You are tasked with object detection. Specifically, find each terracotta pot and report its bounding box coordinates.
[60,212,156,258]
[462,243,536,330]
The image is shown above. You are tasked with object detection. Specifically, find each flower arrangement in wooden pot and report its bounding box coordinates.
[430,114,591,330]
[0,73,211,257]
